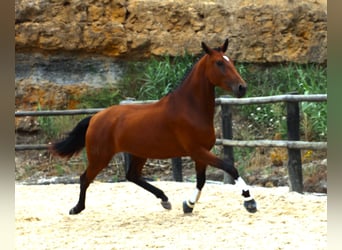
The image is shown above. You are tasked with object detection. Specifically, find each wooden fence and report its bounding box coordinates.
[15,94,327,193]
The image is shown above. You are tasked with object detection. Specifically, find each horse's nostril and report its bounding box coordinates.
[239,84,247,96]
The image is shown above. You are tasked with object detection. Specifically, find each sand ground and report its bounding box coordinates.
[15,181,327,250]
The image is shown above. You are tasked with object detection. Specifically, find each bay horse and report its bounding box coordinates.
[50,38,257,215]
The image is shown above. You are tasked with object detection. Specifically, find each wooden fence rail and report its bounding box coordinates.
[15,94,327,193]
[216,94,327,105]
[15,139,326,151]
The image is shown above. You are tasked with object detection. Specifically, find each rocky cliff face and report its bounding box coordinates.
[15,0,327,190]
[15,0,327,63]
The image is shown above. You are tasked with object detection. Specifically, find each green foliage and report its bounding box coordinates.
[38,115,79,141]
[294,64,327,140]
[138,54,195,100]
[54,164,65,176]
[235,63,327,140]
[37,107,89,142]
[37,115,58,140]
[116,61,148,99]
[118,53,196,100]
[37,103,61,140]
[76,83,121,108]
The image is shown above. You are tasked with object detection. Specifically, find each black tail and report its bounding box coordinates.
[49,116,92,159]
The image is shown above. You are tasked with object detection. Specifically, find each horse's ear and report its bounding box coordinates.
[221,38,229,52]
[201,42,212,55]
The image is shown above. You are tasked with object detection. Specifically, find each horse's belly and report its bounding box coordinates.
[118,129,186,159]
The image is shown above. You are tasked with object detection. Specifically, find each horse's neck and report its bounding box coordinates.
[172,60,216,121]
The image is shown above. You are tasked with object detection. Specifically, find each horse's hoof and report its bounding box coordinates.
[69,205,84,215]
[183,200,194,214]
[161,200,172,210]
[69,208,78,215]
[244,199,257,213]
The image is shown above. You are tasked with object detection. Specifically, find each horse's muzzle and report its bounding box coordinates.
[236,84,247,98]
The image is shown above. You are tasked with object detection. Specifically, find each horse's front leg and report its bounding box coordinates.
[220,161,257,213]
[191,148,257,213]
[234,176,257,213]
[183,162,206,213]
[220,162,257,213]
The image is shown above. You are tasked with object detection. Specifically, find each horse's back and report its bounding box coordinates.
[85,100,188,158]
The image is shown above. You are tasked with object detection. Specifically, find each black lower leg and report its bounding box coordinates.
[69,172,89,215]
[136,178,169,201]
[126,155,171,209]
[134,178,172,209]
[183,165,206,214]
[196,168,206,191]
[221,158,239,180]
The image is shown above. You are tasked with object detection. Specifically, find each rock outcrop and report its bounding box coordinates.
[15,0,327,63]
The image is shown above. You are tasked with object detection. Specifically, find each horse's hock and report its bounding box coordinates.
[15,0,327,63]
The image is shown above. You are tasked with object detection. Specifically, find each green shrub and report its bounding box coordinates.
[76,83,121,108]
[235,63,327,140]
[37,102,90,141]
[117,53,196,100]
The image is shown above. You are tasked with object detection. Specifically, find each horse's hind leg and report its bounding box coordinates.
[126,155,171,210]
[69,171,88,214]
[183,162,206,213]
[69,154,112,215]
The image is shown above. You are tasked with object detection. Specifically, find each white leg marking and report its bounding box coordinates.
[244,196,254,201]
[235,177,248,191]
[235,177,254,201]
[189,188,201,204]
[186,200,195,208]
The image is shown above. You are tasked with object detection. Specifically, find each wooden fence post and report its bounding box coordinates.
[221,103,235,184]
[286,93,303,193]
[172,158,183,182]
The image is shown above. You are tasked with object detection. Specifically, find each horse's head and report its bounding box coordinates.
[201,38,247,98]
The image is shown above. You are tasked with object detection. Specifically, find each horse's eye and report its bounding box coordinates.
[216,60,224,67]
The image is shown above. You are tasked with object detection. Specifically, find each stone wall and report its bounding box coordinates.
[15,0,327,63]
